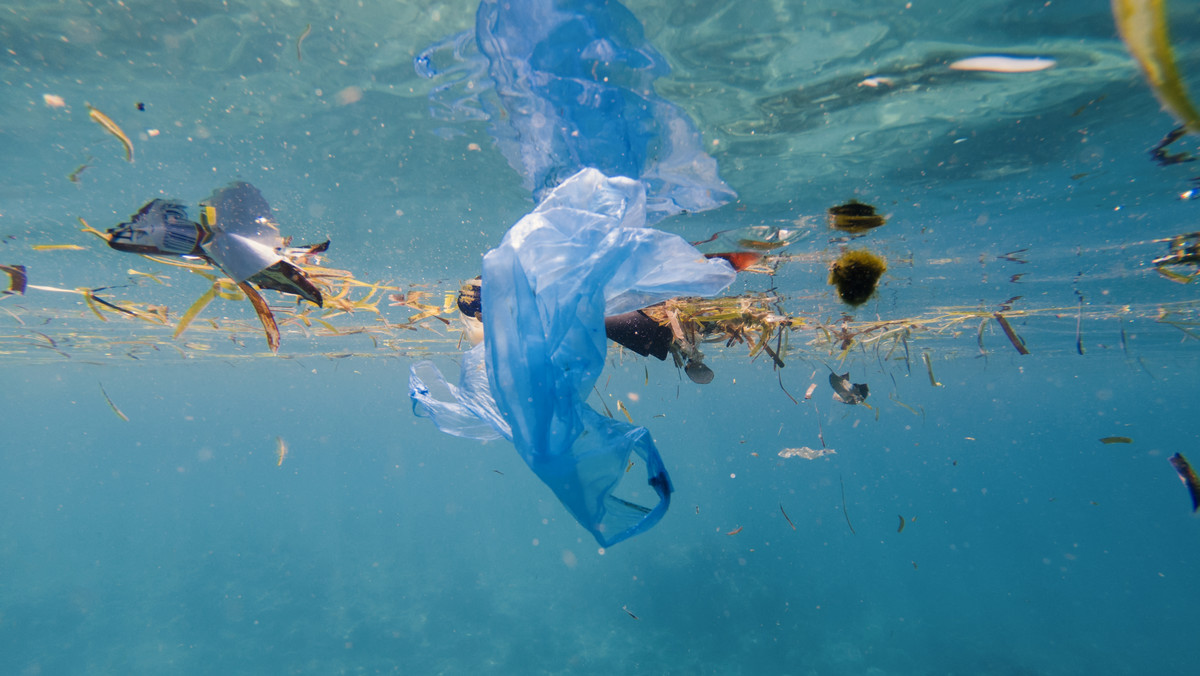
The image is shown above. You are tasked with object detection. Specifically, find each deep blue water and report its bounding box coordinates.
[3,0,1200,674]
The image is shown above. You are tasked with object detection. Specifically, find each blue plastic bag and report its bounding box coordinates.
[416,0,735,221]
[411,169,735,546]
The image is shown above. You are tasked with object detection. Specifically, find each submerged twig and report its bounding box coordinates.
[839,474,856,535]
[780,503,797,531]
[993,312,1030,355]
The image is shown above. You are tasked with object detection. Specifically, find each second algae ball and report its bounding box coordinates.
[829,249,887,306]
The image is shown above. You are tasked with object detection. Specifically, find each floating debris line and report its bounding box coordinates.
[1,243,1198,368]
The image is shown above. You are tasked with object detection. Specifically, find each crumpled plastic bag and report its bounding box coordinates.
[415,0,735,222]
[410,168,735,546]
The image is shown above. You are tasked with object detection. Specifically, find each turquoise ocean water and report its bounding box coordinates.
[3,0,1200,673]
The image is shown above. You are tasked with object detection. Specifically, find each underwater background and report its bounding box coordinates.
[3,0,1200,674]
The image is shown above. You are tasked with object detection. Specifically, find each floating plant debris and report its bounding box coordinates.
[238,281,281,353]
[98,382,129,422]
[780,503,797,530]
[616,399,634,424]
[1150,126,1196,167]
[1099,436,1134,445]
[297,23,312,61]
[839,475,856,535]
[827,200,886,233]
[922,351,942,387]
[1153,232,1200,282]
[86,103,134,162]
[829,249,887,306]
[1113,0,1200,135]
[993,312,1031,355]
[1168,453,1200,512]
[67,159,91,183]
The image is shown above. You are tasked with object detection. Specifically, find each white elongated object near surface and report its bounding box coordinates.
[949,55,1057,73]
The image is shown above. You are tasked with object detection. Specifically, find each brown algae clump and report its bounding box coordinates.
[827,200,885,233]
[829,249,887,306]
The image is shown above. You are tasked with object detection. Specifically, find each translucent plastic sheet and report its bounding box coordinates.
[416,0,736,221]
[198,182,287,283]
[410,169,735,546]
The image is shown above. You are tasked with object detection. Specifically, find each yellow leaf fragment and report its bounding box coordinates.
[1113,0,1200,133]
[174,286,217,339]
[87,103,135,162]
[238,281,281,354]
[616,399,634,424]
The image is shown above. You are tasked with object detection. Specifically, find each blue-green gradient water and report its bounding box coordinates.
[3,0,1200,674]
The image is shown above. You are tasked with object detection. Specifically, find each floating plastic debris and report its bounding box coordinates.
[778,446,836,460]
[829,371,869,405]
[0,264,26,295]
[949,55,1056,73]
[416,0,735,221]
[692,225,809,272]
[107,183,326,306]
[410,168,735,546]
